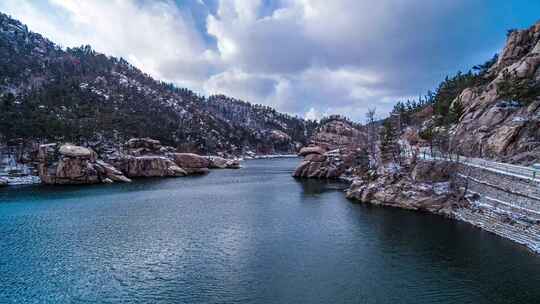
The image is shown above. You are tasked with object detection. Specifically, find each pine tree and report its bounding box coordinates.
[380,119,398,163]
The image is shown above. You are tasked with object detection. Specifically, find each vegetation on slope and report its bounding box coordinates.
[0,13,316,154]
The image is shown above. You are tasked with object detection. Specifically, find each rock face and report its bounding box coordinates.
[293,118,367,179]
[346,160,462,215]
[298,146,326,157]
[411,160,456,183]
[113,156,186,178]
[310,118,366,151]
[293,147,364,179]
[38,143,131,185]
[33,138,243,185]
[107,138,187,178]
[451,21,540,164]
[172,153,210,175]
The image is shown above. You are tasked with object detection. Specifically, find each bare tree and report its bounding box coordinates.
[365,108,379,167]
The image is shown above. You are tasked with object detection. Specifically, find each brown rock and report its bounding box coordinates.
[293,161,311,177]
[37,143,131,185]
[310,119,366,151]
[207,156,228,169]
[173,153,210,174]
[298,146,326,156]
[115,156,187,178]
[411,160,455,183]
[58,144,96,161]
[346,173,455,216]
[293,150,349,179]
[304,153,327,162]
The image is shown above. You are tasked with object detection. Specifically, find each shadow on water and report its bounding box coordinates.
[294,177,349,195]
[0,174,210,204]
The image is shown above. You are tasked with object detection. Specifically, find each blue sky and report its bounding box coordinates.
[1,0,539,121]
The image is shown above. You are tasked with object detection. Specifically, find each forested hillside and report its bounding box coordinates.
[0,12,316,154]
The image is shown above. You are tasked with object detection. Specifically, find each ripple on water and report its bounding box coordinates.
[0,158,539,304]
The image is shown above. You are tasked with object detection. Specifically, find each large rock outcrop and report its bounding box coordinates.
[293,118,368,179]
[172,153,210,175]
[106,138,187,178]
[112,156,186,178]
[310,118,366,151]
[451,21,540,164]
[346,160,463,215]
[293,146,364,179]
[38,143,131,185]
[33,138,243,185]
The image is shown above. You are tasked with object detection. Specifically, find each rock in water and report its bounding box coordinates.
[112,156,187,178]
[225,159,241,169]
[298,146,326,157]
[0,177,8,187]
[172,153,210,174]
[293,118,368,179]
[346,161,458,215]
[293,145,361,179]
[207,156,241,169]
[38,143,131,185]
[105,138,188,178]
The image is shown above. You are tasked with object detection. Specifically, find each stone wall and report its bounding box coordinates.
[456,163,540,216]
[454,163,540,253]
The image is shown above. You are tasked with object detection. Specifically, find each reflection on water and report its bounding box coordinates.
[0,158,539,304]
[295,177,349,195]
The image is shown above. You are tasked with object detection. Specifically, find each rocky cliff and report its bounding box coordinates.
[293,118,367,179]
[451,21,540,164]
[346,160,463,215]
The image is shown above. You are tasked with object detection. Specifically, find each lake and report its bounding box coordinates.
[0,158,539,303]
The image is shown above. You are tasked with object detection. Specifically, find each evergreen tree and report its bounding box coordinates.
[380,119,398,163]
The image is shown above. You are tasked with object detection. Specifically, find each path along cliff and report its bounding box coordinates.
[293,108,540,253]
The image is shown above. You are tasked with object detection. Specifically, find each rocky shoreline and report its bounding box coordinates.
[293,148,540,254]
[0,138,303,187]
[0,138,242,187]
[290,114,540,254]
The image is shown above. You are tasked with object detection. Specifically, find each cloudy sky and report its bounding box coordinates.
[1,0,539,121]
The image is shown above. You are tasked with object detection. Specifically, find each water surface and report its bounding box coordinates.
[0,158,539,303]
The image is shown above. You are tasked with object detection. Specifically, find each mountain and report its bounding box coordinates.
[0,12,317,155]
[389,20,540,165]
[452,22,540,164]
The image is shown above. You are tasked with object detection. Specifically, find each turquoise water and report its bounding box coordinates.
[0,158,539,303]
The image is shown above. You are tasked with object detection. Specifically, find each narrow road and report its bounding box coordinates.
[414,148,540,181]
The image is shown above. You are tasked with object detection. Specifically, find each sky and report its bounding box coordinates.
[1,0,539,121]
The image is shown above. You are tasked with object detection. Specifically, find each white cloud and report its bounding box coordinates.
[203,68,278,103]
[1,0,217,87]
[0,0,518,120]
